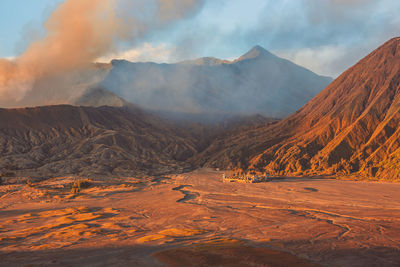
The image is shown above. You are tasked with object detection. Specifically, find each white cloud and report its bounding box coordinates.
[275,42,375,78]
[275,46,346,77]
[97,43,177,63]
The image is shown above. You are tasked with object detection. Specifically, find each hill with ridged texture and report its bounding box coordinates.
[198,37,400,180]
[0,105,199,178]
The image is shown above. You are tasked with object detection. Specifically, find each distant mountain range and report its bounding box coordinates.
[0,45,332,122]
[4,39,400,180]
[99,45,332,119]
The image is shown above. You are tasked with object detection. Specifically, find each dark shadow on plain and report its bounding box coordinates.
[2,237,399,267]
[265,176,337,183]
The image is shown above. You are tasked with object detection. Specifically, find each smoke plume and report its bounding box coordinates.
[0,0,204,105]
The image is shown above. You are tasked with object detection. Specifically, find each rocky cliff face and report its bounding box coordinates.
[198,37,400,180]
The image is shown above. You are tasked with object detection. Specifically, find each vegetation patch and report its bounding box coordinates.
[71,179,92,194]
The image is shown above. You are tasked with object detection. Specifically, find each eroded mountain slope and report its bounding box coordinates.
[0,105,198,177]
[197,37,400,180]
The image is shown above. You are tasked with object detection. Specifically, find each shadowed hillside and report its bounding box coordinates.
[0,105,274,178]
[0,105,200,177]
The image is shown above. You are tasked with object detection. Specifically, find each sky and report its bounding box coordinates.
[0,0,399,77]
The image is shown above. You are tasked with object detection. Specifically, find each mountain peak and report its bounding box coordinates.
[235,45,274,62]
[250,45,268,53]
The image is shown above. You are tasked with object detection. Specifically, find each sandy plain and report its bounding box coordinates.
[0,169,399,266]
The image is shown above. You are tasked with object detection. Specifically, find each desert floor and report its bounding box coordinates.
[1,169,400,266]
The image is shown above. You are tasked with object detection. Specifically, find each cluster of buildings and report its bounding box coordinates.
[222,169,271,183]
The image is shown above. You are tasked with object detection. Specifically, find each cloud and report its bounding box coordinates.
[265,0,400,76]
[0,0,398,105]
[276,45,366,77]
[0,0,205,106]
[97,43,176,63]
[171,0,400,77]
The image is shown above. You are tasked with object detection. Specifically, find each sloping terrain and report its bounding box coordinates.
[0,105,274,178]
[0,105,199,178]
[2,38,400,180]
[73,87,127,107]
[197,37,400,180]
[101,46,332,118]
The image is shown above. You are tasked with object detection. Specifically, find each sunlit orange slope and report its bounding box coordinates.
[198,37,400,180]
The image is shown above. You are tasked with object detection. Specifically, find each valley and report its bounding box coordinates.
[1,169,399,266]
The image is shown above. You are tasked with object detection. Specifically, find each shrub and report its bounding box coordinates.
[26,179,34,187]
[71,179,91,194]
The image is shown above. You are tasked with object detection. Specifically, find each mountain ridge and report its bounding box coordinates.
[0,45,332,122]
[179,45,276,65]
[0,105,198,177]
[101,45,332,119]
[0,104,276,178]
[196,37,400,180]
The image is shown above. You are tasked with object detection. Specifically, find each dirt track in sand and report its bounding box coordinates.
[0,169,400,266]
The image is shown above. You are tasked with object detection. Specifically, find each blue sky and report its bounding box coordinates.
[0,0,63,57]
[0,0,399,77]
